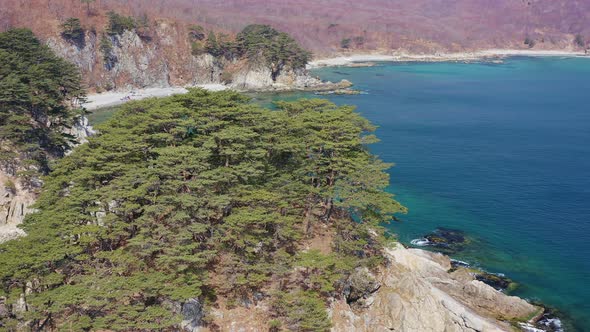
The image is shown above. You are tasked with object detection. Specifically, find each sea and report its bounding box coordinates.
[90,57,590,330]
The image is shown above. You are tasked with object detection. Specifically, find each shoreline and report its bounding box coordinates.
[83,85,226,111]
[83,79,353,110]
[307,49,588,68]
[84,49,587,111]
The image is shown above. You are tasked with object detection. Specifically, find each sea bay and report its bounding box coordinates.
[306,57,590,331]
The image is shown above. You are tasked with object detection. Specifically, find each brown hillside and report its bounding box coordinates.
[2,0,590,54]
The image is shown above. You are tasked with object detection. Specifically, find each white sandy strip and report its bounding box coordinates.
[83,84,227,110]
[480,49,586,57]
[307,49,588,68]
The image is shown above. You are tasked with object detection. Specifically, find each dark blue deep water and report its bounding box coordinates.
[260,57,590,330]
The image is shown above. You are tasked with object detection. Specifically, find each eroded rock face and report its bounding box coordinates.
[330,244,539,332]
[47,27,349,93]
[0,172,36,243]
[0,117,94,244]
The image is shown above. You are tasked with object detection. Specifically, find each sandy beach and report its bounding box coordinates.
[83,84,227,110]
[307,49,587,68]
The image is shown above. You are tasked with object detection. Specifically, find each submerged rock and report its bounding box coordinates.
[450,259,517,292]
[475,272,516,292]
[450,258,470,269]
[411,227,469,254]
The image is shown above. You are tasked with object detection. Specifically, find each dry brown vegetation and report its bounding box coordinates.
[2,0,589,55]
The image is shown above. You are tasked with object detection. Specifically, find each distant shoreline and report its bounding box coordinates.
[307,49,588,68]
[84,49,587,111]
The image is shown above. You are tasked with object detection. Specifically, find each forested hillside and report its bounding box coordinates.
[2,0,589,54]
[0,89,405,330]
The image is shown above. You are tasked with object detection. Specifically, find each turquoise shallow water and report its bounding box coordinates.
[294,58,590,330]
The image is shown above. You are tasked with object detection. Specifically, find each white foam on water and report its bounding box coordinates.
[518,323,545,332]
[410,238,430,246]
[450,259,470,267]
[539,317,564,332]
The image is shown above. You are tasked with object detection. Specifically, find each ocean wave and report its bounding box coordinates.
[450,259,470,267]
[410,238,430,246]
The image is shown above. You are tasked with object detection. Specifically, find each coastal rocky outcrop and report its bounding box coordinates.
[195,244,540,331]
[330,244,538,331]
[230,62,352,92]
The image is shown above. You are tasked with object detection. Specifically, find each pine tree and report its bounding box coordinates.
[0,89,405,330]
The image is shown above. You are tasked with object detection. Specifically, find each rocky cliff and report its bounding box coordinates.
[330,245,539,331]
[0,172,35,243]
[44,23,343,93]
[0,117,93,244]
[46,26,213,91]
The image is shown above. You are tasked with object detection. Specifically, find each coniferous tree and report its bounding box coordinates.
[0,90,405,330]
[0,28,85,176]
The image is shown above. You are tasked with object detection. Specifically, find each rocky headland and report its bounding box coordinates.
[178,243,544,331]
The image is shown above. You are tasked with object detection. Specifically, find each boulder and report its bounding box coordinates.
[181,298,204,332]
[343,268,381,306]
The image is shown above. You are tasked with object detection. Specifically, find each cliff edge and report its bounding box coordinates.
[330,244,538,331]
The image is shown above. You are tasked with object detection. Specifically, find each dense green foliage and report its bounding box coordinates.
[188,25,207,56]
[106,11,137,36]
[200,31,234,59]
[236,24,311,80]
[340,36,365,49]
[60,18,85,47]
[340,38,351,49]
[188,25,206,42]
[0,28,84,177]
[99,34,117,70]
[189,24,310,81]
[0,90,404,330]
